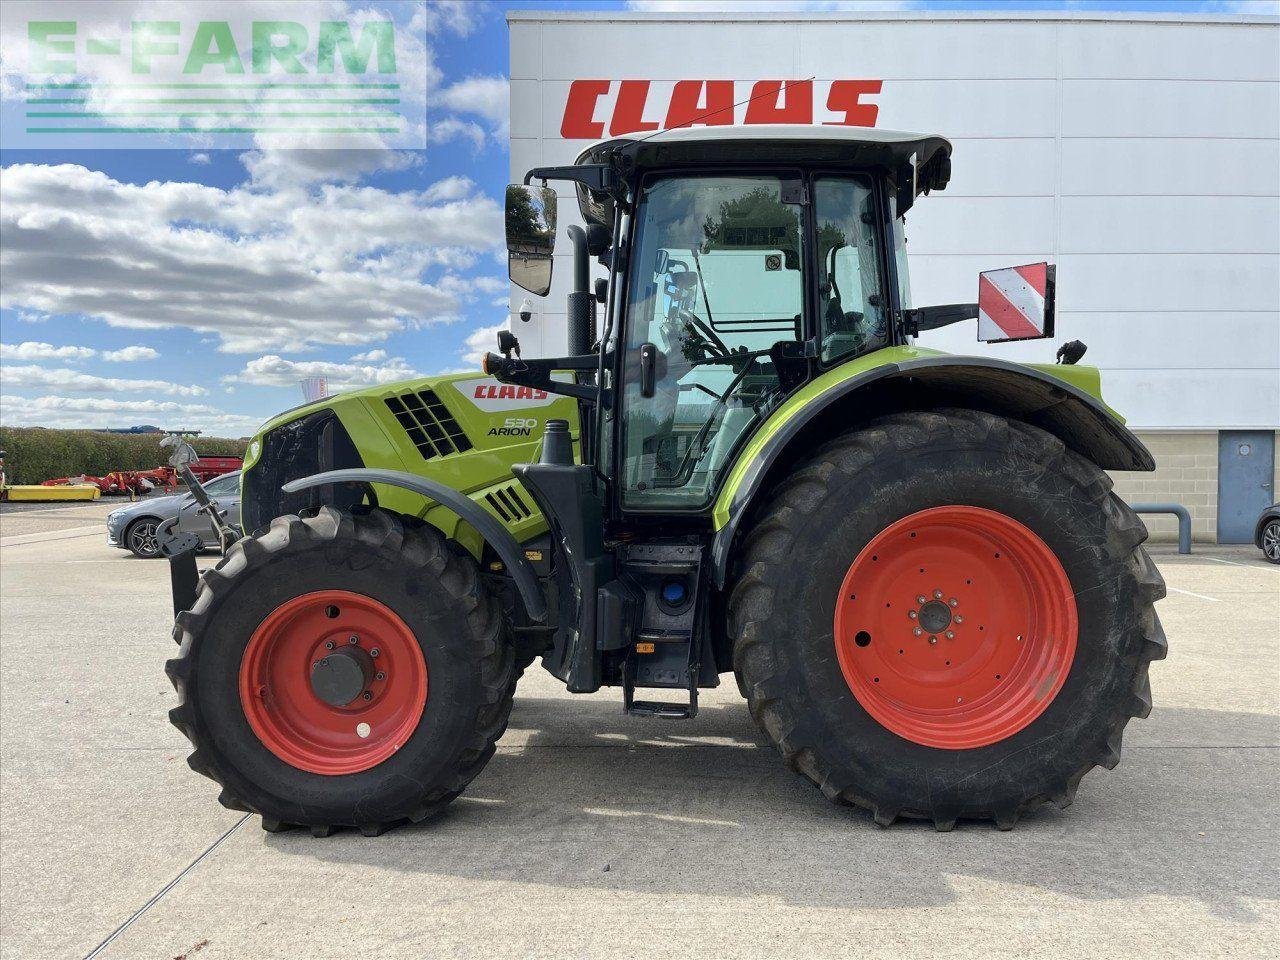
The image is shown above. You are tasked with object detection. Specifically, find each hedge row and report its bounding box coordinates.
[0,427,248,485]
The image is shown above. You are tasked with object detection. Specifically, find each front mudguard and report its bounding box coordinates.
[282,468,548,623]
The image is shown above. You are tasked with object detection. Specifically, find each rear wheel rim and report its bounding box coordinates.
[833,506,1078,750]
[239,590,427,775]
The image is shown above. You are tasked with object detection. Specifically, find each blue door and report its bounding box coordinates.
[1217,431,1275,543]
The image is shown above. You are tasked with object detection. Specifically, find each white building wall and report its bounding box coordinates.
[507,11,1280,434]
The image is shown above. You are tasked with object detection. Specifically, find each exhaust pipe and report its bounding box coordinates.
[565,225,595,355]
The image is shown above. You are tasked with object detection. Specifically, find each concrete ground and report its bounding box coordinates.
[1,501,1276,960]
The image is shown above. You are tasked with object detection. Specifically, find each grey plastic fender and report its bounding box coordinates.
[281,468,547,622]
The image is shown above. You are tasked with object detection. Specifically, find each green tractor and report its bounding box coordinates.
[166,127,1166,836]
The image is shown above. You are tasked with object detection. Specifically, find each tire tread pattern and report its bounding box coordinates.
[726,409,1166,830]
[165,506,516,837]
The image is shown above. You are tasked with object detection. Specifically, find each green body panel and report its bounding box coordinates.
[242,372,579,557]
[711,345,1118,530]
[243,350,1115,548]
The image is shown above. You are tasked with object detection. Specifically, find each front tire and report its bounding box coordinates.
[166,507,516,836]
[728,409,1167,829]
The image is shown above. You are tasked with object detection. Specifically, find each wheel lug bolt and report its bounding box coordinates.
[913,627,922,636]
[954,615,964,624]
[945,630,955,640]
[362,691,373,701]
[928,635,938,645]
[325,640,335,650]
[917,595,927,604]
[908,611,918,619]
[370,648,380,658]
[348,635,359,645]
[948,598,958,607]
[933,590,943,599]
[375,671,386,682]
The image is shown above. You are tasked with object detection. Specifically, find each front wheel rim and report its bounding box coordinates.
[833,506,1079,750]
[239,590,428,775]
[129,521,159,555]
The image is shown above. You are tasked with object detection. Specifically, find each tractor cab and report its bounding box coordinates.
[496,128,947,511]
[486,126,1068,714]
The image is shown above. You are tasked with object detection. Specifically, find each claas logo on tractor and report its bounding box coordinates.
[164,124,1164,839]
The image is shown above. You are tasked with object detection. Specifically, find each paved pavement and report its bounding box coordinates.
[1,501,1276,959]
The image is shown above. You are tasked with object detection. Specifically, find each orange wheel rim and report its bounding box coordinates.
[833,506,1077,750]
[239,590,427,775]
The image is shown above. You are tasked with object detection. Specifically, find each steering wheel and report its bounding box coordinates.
[680,312,731,362]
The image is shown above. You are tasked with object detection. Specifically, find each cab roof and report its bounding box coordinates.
[572,125,952,224]
[575,124,950,171]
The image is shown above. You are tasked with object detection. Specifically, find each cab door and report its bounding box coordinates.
[616,173,809,512]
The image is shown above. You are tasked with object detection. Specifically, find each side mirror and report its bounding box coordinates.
[978,262,1056,342]
[506,184,557,297]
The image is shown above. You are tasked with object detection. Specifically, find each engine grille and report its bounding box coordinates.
[241,409,363,535]
[384,389,473,460]
[484,483,533,524]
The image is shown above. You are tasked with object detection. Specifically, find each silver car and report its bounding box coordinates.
[106,471,241,558]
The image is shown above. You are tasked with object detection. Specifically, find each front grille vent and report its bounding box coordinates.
[384,389,473,460]
[484,484,533,524]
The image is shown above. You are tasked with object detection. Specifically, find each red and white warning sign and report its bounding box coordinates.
[977,262,1056,343]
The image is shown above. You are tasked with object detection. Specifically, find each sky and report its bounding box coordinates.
[0,0,1274,438]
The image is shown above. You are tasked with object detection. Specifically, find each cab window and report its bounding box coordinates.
[814,178,887,363]
[620,175,805,510]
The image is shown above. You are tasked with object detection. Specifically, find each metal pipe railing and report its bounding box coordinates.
[1130,502,1192,554]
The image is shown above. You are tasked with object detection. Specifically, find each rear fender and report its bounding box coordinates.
[709,353,1155,588]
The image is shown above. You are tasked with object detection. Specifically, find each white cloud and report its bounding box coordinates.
[189,154,212,166]
[430,118,487,152]
[0,394,262,437]
[241,145,420,190]
[422,0,487,36]
[2,365,206,397]
[0,341,96,361]
[223,354,419,390]
[350,348,388,362]
[423,177,478,203]
[461,322,509,367]
[438,76,510,138]
[101,345,160,362]
[0,163,503,354]
[432,75,510,149]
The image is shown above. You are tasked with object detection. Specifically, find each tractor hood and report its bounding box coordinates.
[240,371,579,551]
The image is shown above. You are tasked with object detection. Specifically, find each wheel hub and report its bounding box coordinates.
[917,599,952,634]
[310,645,375,707]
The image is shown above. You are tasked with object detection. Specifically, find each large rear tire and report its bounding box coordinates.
[166,506,516,837]
[727,409,1167,829]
